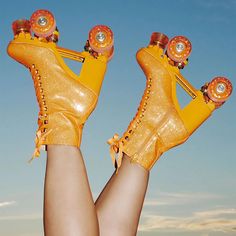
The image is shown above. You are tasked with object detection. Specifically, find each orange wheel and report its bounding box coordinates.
[30,9,56,37]
[12,19,31,35]
[103,46,114,61]
[167,36,192,62]
[149,32,169,49]
[88,25,114,53]
[207,77,233,103]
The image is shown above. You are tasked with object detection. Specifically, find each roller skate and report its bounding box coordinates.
[7,9,114,160]
[108,32,232,171]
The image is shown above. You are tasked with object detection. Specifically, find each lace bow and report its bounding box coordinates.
[107,134,124,173]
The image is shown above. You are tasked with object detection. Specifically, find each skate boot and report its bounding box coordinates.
[7,9,114,160]
[108,32,232,171]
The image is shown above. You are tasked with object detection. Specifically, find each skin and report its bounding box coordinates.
[44,145,99,236]
[44,147,149,236]
[95,154,149,236]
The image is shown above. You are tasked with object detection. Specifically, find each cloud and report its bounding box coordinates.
[0,201,16,208]
[141,192,236,233]
[158,192,220,199]
[144,200,170,207]
[139,208,236,233]
[144,191,221,207]
[0,214,42,221]
[194,208,236,218]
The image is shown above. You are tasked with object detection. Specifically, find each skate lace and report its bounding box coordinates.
[107,134,124,173]
[29,64,52,162]
[108,77,152,171]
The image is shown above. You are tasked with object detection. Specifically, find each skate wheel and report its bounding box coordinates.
[12,19,31,35]
[30,9,56,38]
[104,46,114,61]
[167,36,192,63]
[88,25,114,53]
[149,32,169,49]
[207,77,232,103]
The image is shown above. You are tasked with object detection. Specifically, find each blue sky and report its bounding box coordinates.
[0,0,236,235]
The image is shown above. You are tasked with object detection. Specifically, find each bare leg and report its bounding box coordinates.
[44,145,99,236]
[95,154,149,236]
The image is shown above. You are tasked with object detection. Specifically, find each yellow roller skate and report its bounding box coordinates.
[108,32,232,171]
[8,9,114,160]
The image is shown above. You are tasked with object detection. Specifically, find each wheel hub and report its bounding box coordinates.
[38,16,48,26]
[176,42,185,53]
[96,32,106,43]
[216,83,226,93]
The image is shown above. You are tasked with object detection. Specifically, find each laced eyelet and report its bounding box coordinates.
[30,64,49,129]
[121,78,152,143]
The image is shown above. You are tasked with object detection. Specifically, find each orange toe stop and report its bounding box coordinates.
[149,32,169,49]
[12,19,31,35]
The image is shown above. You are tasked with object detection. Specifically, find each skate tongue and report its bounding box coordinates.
[107,134,124,173]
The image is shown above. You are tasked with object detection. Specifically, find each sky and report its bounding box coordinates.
[0,0,236,235]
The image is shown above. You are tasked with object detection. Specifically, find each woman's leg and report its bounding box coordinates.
[95,33,232,236]
[8,12,114,236]
[44,145,99,236]
[95,154,149,236]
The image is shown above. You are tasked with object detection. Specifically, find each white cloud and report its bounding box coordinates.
[139,208,236,233]
[144,191,221,207]
[194,208,236,218]
[141,192,236,233]
[0,201,16,208]
[0,214,42,221]
[158,192,220,199]
[144,200,170,207]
